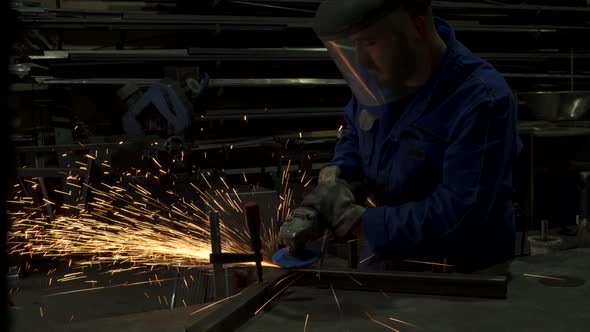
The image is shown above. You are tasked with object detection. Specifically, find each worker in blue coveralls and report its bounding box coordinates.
[302,0,522,272]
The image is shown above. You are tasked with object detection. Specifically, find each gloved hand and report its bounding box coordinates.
[301,179,366,238]
[318,165,341,183]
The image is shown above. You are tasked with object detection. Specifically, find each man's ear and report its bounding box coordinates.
[413,15,428,39]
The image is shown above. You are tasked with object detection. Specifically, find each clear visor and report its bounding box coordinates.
[320,11,423,106]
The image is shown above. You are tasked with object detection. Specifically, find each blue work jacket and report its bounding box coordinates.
[331,18,522,271]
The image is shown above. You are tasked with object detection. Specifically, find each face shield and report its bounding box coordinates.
[314,3,430,106]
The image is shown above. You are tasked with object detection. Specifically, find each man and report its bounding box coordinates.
[298,0,522,272]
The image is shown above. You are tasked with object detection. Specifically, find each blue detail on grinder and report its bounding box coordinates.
[272,242,321,268]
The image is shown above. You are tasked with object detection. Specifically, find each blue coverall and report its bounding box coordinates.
[330,18,522,271]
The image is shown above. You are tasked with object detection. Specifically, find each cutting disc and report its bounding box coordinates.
[272,243,321,269]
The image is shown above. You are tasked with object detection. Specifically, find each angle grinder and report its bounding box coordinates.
[272,206,325,268]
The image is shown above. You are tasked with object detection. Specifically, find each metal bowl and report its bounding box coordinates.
[518,91,590,121]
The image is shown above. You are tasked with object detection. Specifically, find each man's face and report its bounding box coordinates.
[351,17,417,86]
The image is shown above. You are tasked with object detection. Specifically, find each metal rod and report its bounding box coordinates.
[527,132,535,254]
[541,219,549,241]
[16,0,590,13]
[17,12,590,32]
[244,202,263,282]
[235,0,590,13]
[432,0,590,13]
[187,269,290,332]
[30,48,590,62]
[31,73,590,87]
[571,48,575,91]
[35,154,55,221]
[581,172,590,220]
[294,269,508,299]
[78,156,93,206]
[15,142,132,153]
[208,210,226,299]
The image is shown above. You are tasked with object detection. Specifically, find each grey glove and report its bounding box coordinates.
[301,179,366,238]
[318,165,341,183]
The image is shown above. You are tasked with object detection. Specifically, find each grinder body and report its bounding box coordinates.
[278,206,323,256]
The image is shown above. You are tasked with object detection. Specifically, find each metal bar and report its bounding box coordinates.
[581,172,590,219]
[209,253,257,264]
[503,73,590,79]
[231,0,316,14]
[202,107,344,120]
[38,177,54,219]
[208,210,226,300]
[244,202,263,282]
[18,14,313,29]
[14,142,131,153]
[541,219,549,241]
[19,23,290,31]
[31,73,590,87]
[523,131,534,256]
[34,77,347,87]
[230,0,590,13]
[16,0,590,13]
[187,269,292,332]
[432,0,590,13]
[23,21,587,33]
[218,162,331,176]
[30,48,590,62]
[78,156,93,206]
[293,269,508,299]
[18,13,590,32]
[209,78,346,87]
[17,167,86,177]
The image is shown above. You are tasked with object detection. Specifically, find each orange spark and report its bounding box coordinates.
[366,313,399,332]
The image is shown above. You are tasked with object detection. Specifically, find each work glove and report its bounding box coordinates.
[301,179,366,238]
[318,165,341,183]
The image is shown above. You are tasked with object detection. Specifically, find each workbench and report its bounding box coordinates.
[227,249,590,332]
